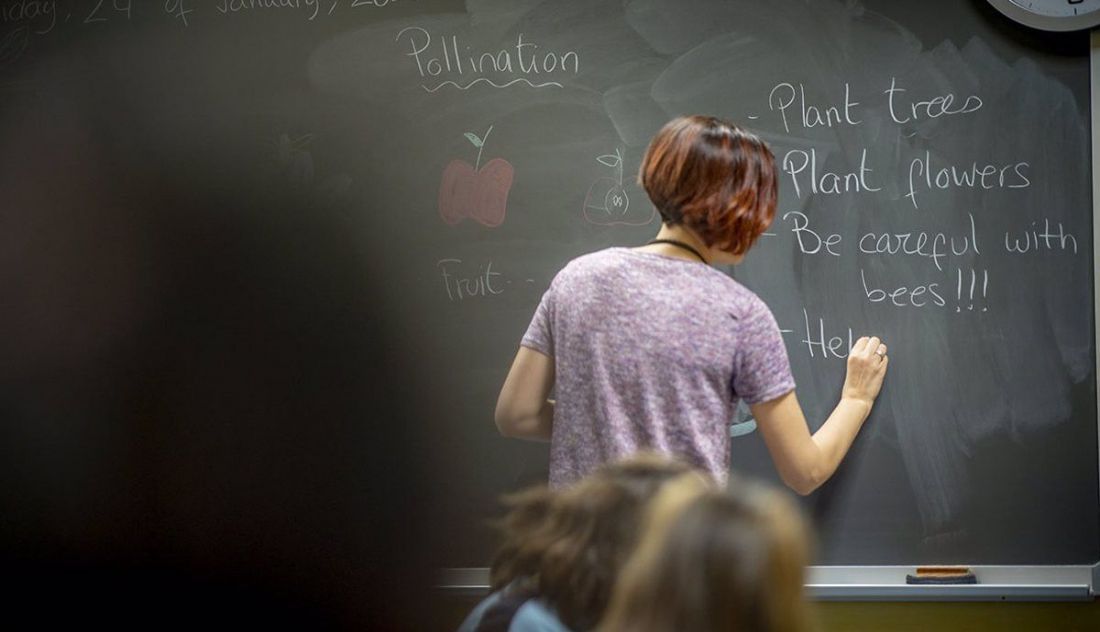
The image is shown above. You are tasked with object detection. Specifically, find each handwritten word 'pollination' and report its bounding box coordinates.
[397,27,579,91]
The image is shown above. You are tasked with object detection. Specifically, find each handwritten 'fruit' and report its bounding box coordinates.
[439,126,514,228]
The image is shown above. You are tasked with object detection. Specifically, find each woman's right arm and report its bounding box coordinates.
[495,347,555,442]
[750,336,889,495]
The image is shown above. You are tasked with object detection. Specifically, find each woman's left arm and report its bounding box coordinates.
[495,347,555,442]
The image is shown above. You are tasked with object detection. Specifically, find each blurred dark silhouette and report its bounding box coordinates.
[0,37,448,631]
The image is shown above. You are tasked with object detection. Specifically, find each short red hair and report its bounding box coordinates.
[639,116,777,256]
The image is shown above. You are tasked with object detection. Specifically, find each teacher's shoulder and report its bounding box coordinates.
[706,271,771,320]
[551,247,631,285]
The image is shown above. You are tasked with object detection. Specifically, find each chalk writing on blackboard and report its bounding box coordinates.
[781,148,882,198]
[797,310,855,360]
[347,0,406,7]
[860,268,949,309]
[164,0,193,26]
[954,268,989,312]
[858,214,980,272]
[1,0,58,35]
[906,153,1029,209]
[1005,219,1078,254]
[763,77,984,134]
[396,27,579,92]
[775,208,1079,316]
[439,125,513,227]
[782,211,842,257]
[84,0,132,24]
[884,77,983,123]
[768,82,861,134]
[217,0,321,20]
[438,258,504,301]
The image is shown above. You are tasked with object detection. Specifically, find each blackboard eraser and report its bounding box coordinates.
[905,566,977,584]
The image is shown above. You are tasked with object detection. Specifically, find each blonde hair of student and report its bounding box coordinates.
[599,479,814,632]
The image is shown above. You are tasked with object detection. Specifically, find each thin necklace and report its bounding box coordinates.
[646,238,709,264]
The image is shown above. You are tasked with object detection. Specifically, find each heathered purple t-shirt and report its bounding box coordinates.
[521,247,795,487]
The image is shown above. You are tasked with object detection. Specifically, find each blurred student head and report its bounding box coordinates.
[487,453,709,631]
[600,477,813,632]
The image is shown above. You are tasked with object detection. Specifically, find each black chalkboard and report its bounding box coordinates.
[1,0,1094,570]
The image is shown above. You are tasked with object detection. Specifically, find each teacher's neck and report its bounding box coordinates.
[640,223,720,265]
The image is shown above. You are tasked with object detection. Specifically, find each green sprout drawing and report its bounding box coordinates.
[463,125,494,170]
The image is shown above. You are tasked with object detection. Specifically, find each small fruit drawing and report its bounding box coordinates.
[583,148,654,226]
[268,132,355,206]
[439,125,514,228]
[272,132,316,187]
[0,26,29,68]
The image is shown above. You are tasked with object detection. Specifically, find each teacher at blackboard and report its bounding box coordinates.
[495,115,888,494]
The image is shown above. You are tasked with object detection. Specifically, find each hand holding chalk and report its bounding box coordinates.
[842,336,889,407]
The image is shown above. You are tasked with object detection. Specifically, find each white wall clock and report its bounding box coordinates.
[987,0,1100,31]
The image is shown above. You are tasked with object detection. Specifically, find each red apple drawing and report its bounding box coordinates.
[439,125,514,228]
[583,148,655,226]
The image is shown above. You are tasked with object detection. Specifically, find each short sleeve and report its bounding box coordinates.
[457,591,504,632]
[731,297,796,405]
[520,287,554,357]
